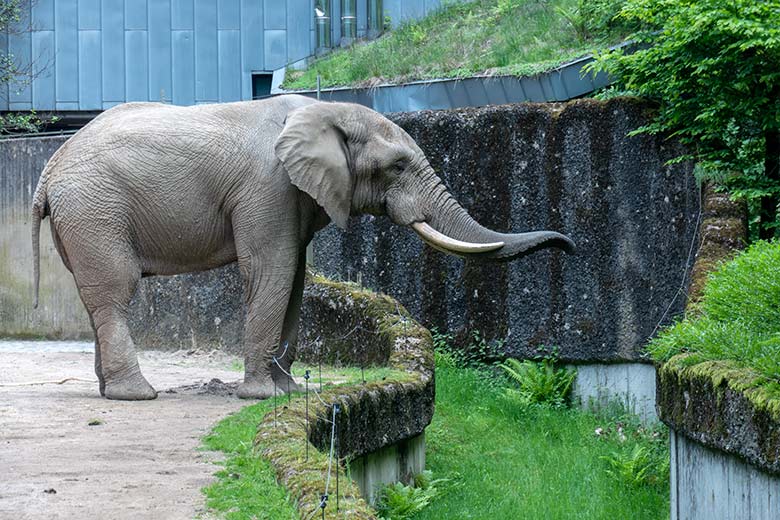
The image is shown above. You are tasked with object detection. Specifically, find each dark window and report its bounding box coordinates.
[252,73,273,99]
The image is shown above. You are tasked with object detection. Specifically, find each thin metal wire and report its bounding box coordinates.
[649,180,704,341]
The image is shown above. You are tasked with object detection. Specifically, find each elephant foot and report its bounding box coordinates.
[104,373,158,401]
[236,379,282,400]
[273,375,302,394]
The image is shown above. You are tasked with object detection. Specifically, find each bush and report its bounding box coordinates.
[588,0,780,237]
[648,241,780,380]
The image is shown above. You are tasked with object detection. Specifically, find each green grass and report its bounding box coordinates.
[201,399,299,520]
[418,365,669,519]
[648,240,780,382]
[282,0,632,90]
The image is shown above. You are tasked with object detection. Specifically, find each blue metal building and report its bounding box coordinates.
[0,0,449,114]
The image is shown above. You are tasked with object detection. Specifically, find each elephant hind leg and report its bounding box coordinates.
[69,243,156,401]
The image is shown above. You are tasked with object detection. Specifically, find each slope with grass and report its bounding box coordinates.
[283,0,632,90]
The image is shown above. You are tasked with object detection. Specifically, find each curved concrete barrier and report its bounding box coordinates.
[256,273,434,518]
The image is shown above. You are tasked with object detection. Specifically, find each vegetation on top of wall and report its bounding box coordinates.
[588,0,780,239]
[282,0,634,90]
[648,241,780,386]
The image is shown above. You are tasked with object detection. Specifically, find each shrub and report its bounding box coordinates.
[588,0,780,237]
[648,241,780,380]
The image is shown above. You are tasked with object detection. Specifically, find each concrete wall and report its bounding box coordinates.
[350,434,426,504]
[570,363,657,423]
[670,431,780,520]
[0,135,89,339]
[316,99,699,363]
[0,99,698,366]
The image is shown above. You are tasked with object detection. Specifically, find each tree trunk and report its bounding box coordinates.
[759,129,780,240]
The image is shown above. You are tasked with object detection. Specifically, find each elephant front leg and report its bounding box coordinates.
[271,250,307,394]
[236,259,297,400]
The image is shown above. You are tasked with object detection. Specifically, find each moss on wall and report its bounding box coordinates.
[658,354,780,475]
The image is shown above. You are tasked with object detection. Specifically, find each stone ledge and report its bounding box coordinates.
[254,274,435,519]
[657,354,780,475]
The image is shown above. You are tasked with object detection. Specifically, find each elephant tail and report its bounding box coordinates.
[31,183,49,309]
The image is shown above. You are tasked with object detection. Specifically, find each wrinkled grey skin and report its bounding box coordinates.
[31,95,574,401]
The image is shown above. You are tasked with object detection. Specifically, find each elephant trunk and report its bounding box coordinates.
[411,175,575,261]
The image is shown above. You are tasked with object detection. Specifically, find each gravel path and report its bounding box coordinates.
[0,342,248,520]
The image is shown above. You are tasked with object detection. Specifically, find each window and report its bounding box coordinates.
[315,0,332,50]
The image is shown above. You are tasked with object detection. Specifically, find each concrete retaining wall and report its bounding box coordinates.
[660,355,780,519]
[316,99,699,363]
[570,363,657,423]
[670,431,780,520]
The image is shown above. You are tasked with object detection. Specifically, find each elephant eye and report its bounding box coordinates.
[391,159,407,173]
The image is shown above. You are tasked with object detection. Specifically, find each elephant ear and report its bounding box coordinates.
[274,103,353,229]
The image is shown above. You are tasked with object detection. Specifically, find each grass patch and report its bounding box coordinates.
[282,0,633,90]
[418,364,669,519]
[201,399,299,520]
[648,240,780,382]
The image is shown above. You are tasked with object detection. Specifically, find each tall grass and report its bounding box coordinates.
[648,240,780,381]
[283,0,632,89]
[419,364,669,519]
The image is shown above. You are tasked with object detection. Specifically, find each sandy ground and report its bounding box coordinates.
[0,342,249,520]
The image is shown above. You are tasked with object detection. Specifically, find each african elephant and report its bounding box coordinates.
[31,94,574,401]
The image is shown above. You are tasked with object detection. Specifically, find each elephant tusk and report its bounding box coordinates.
[411,222,505,254]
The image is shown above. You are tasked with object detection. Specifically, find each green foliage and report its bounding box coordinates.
[283,0,632,90]
[557,0,636,42]
[588,0,780,233]
[500,357,576,407]
[602,445,669,488]
[648,240,780,381]
[420,362,669,519]
[431,328,504,370]
[375,471,449,520]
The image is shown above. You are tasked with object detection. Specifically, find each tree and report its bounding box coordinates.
[589,0,780,239]
[0,0,49,133]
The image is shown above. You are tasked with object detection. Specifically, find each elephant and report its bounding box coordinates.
[31,94,574,401]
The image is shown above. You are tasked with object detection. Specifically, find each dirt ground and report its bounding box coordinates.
[0,342,249,520]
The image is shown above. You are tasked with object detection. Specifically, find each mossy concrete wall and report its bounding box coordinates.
[256,276,434,519]
[315,98,699,362]
[660,357,780,519]
[0,99,698,365]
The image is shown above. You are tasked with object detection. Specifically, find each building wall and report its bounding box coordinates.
[1,0,450,112]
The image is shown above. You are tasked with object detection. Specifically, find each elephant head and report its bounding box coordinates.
[275,101,575,260]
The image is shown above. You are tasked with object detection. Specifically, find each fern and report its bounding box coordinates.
[375,470,449,520]
[499,358,576,407]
